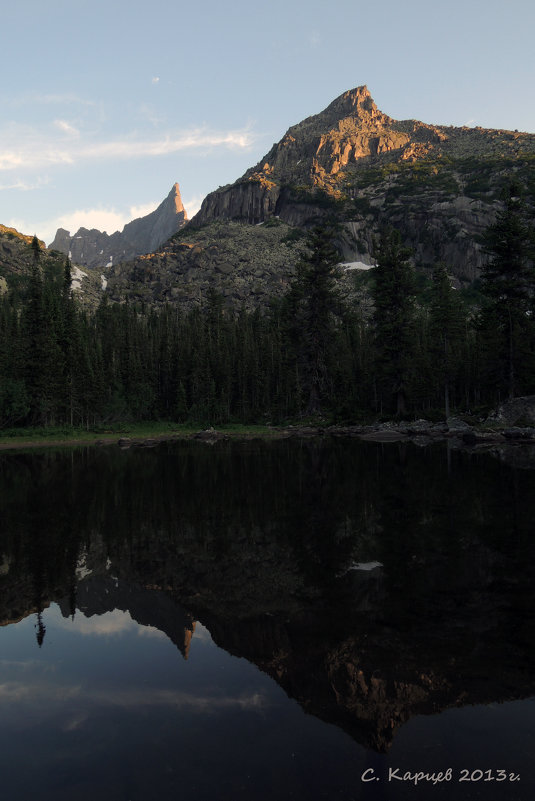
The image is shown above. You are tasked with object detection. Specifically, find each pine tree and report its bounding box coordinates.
[59,258,79,425]
[284,224,343,415]
[22,259,49,423]
[372,229,416,416]
[428,263,466,417]
[31,234,41,263]
[0,297,30,425]
[481,182,534,399]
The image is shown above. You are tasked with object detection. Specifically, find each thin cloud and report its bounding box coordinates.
[10,92,97,107]
[0,148,73,170]
[183,192,206,218]
[0,681,82,704]
[54,119,80,137]
[15,195,202,245]
[129,201,158,219]
[0,680,267,714]
[8,207,131,245]
[60,608,139,636]
[53,608,171,644]
[51,208,130,240]
[97,688,268,712]
[8,197,186,244]
[0,126,256,171]
[137,103,165,127]
[0,177,49,191]
[82,129,255,158]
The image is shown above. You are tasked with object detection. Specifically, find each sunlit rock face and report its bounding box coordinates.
[49,183,188,269]
[191,85,535,282]
[90,87,535,310]
[193,86,450,225]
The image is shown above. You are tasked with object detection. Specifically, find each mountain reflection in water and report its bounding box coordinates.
[0,438,534,800]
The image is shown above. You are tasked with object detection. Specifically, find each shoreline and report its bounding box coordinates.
[1,419,534,453]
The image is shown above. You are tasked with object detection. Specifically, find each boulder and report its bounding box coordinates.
[489,396,535,426]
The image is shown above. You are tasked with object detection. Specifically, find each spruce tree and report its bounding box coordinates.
[428,263,466,417]
[372,229,416,416]
[22,259,48,424]
[31,234,41,263]
[481,182,534,399]
[59,258,79,425]
[284,224,342,416]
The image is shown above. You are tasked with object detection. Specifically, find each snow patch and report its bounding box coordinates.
[347,561,383,572]
[75,555,92,580]
[71,265,88,292]
[340,261,374,271]
[101,274,108,290]
[105,256,113,269]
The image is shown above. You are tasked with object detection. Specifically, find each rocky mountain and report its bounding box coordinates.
[192,85,535,280]
[4,89,534,313]
[0,224,103,307]
[105,86,535,310]
[106,218,309,310]
[0,225,44,296]
[49,182,187,269]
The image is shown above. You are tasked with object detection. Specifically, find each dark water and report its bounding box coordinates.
[0,437,534,800]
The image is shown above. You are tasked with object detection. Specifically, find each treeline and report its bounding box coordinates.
[0,187,534,429]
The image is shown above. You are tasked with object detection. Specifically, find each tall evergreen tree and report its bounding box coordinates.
[284,224,343,415]
[59,258,83,425]
[372,229,417,416]
[22,259,49,424]
[428,263,466,417]
[31,234,41,263]
[481,182,534,399]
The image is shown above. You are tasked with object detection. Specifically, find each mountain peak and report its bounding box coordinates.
[50,183,187,268]
[324,85,377,116]
[168,182,186,215]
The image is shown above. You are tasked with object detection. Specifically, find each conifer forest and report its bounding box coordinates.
[1,186,534,430]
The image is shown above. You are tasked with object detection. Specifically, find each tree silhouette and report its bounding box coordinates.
[481,182,534,398]
[372,229,416,416]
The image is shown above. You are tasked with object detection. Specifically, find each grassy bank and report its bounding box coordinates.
[0,422,279,451]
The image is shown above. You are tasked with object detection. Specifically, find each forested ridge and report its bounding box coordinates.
[1,185,534,430]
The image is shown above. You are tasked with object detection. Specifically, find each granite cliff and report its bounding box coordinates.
[49,182,187,269]
[191,85,535,281]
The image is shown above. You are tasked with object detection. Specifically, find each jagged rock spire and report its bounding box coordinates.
[49,183,188,269]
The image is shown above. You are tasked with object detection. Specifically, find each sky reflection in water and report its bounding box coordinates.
[0,439,535,800]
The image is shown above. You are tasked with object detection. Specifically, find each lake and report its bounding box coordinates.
[0,437,534,800]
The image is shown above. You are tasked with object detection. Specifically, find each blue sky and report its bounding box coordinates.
[2,0,534,245]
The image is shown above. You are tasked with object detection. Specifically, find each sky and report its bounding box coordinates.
[2,0,534,245]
